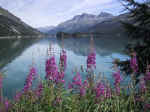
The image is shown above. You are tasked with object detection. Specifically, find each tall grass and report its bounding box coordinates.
[0,38,150,112]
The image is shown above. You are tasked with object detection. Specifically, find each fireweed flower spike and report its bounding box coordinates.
[72,72,82,86]
[45,45,65,84]
[45,44,59,82]
[69,72,88,96]
[55,71,65,84]
[4,99,9,111]
[83,80,89,87]
[68,82,73,89]
[23,67,37,92]
[35,82,43,97]
[59,50,67,72]
[87,35,96,71]
[113,70,122,95]
[105,85,111,98]
[45,56,58,81]
[139,77,146,93]
[15,92,22,101]
[87,52,96,70]
[130,52,138,73]
[95,82,105,98]
[80,86,86,97]
[80,80,89,96]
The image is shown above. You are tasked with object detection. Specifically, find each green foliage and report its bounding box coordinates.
[3,76,149,112]
[120,0,150,77]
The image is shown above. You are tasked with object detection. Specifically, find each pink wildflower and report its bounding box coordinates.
[95,82,105,98]
[60,50,67,71]
[23,67,37,92]
[45,56,58,81]
[87,51,96,70]
[130,52,138,73]
[72,72,82,86]
[113,70,122,95]
[36,82,43,97]
[15,92,22,101]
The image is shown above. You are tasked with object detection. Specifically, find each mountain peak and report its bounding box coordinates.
[72,13,95,20]
[81,13,93,16]
[48,11,118,34]
[98,12,113,17]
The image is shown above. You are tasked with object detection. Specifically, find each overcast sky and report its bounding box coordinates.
[0,0,124,28]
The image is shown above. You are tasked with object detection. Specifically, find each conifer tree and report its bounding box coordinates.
[118,0,150,77]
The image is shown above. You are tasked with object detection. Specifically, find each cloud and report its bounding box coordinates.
[0,0,123,27]
[59,0,123,19]
[69,0,115,12]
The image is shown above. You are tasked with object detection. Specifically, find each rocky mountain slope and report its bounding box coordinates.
[0,7,41,36]
[48,12,114,34]
[88,13,129,36]
[47,12,130,38]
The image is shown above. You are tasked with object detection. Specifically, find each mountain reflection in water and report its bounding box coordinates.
[0,36,129,99]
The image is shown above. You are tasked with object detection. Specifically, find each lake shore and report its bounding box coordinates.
[0,35,45,39]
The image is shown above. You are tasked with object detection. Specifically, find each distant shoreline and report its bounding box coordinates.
[0,35,45,39]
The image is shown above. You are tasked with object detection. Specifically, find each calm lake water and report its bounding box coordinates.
[0,36,129,99]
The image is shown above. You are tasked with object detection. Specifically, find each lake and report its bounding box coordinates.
[0,36,129,99]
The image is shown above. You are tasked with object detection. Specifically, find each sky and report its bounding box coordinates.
[0,0,124,28]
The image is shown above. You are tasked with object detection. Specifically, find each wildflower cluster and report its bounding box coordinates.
[45,56,58,81]
[23,67,37,92]
[0,41,149,112]
[113,70,122,95]
[130,52,138,73]
[87,51,96,70]
[59,50,67,71]
[68,72,89,97]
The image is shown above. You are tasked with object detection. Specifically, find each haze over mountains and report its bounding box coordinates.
[0,5,128,37]
[45,12,128,36]
[0,7,41,36]
[47,12,114,34]
[38,26,55,33]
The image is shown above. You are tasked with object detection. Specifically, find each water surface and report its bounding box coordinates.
[0,36,129,98]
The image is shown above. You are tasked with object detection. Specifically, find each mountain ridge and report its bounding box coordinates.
[48,12,115,34]
[0,6,41,36]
